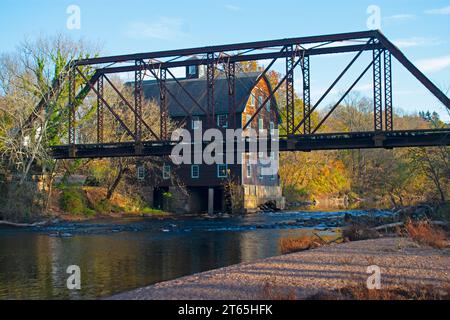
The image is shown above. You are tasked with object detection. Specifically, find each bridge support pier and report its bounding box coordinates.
[208,188,214,215]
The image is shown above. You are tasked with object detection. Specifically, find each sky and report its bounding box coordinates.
[0,0,449,121]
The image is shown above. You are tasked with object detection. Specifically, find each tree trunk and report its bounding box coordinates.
[106,162,126,200]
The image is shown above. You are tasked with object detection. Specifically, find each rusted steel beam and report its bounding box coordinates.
[97,75,104,144]
[227,62,237,128]
[206,53,216,127]
[102,74,159,140]
[302,55,311,135]
[97,44,381,75]
[50,129,450,159]
[135,60,144,144]
[160,68,168,140]
[68,67,76,145]
[375,32,450,109]
[286,45,296,135]
[373,47,384,132]
[74,31,377,66]
[76,68,136,140]
[313,51,382,134]
[243,56,303,131]
[384,51,393,131]
[293,40,371,135]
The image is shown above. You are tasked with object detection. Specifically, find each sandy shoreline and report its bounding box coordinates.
[109,238,450,300]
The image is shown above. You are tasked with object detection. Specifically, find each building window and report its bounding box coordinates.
[259,171,264,180]
[192,116,201,130]
[137,166,145,181]
[270,121,275,135]
[250,94,256,106]
[163,165,171,180]
[217,164,228,178]
[266,99,271,112]
[217,114,228,128]
[258,96,263,107]
[258,118,264,132]
[191,165,199,179]
[246,163,252,178]
[188,65,197,76]
[245,114,252,128]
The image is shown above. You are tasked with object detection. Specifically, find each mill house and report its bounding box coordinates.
[141,63,285,214]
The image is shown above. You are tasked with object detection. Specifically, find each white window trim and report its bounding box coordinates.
[258,118,264,132]
[258,96,263,107]
[217,114,228,128]
[163,165,171,180]
[217,164,228,178]
[250,94,256,106]
[191,165,200,179]
[137,166,145,181]
[188,65,196,76]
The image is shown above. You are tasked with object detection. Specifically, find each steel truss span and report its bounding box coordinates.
[50,129,450,159]
[24,30,450,160]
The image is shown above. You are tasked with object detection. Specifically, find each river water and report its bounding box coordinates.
[0,209,392,300]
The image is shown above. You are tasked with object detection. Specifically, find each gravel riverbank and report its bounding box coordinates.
[109,238,450,300]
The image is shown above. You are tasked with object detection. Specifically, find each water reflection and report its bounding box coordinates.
[0,210,389,299]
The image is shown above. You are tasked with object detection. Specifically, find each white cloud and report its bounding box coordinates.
[383,14,415,22]
[416,55,450,73]
[393,37,444,49]
[225,4,240,11]
[125,17,187,40]
[425,6,450,15]
[353,83,373,93]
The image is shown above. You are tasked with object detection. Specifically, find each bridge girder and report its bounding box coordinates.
[22,30,450,159]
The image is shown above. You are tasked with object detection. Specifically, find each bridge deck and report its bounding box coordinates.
[50,129,450,159]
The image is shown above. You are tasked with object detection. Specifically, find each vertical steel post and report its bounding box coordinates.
[207,53,215,127]
[227,62,236,128]
[160,68,168,140]
[302,55,311,135]
[373,48,383,131]
[68,67,76,145]
[97,75,104,144]
[135,60,144,143]
[384,51,393,131]
[286,45,295,135]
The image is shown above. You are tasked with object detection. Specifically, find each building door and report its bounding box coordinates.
[153,187,168,210]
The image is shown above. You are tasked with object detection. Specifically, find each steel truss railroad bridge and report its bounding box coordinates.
[27,30,450,159]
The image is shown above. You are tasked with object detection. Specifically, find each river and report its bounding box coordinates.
[0,209,392,300]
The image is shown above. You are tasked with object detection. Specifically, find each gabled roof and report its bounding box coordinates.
[141,72,276,117]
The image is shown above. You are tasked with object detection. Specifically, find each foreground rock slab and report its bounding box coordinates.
[109,238,450,300]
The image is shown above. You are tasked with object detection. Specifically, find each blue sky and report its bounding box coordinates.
[0,0,449,121]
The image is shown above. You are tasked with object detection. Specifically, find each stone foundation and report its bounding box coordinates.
[242,185,285,213]
[157,185,284,214]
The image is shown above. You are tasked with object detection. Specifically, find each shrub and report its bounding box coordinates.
[309,283,450,300]
[92,199,112,214]
[404,220,449,249]
[60,188,86,215]
[280,235,326,254]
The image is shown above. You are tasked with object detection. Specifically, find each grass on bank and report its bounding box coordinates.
[58,186,167,218]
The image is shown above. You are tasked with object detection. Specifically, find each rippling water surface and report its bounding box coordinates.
[0,209,392,299]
